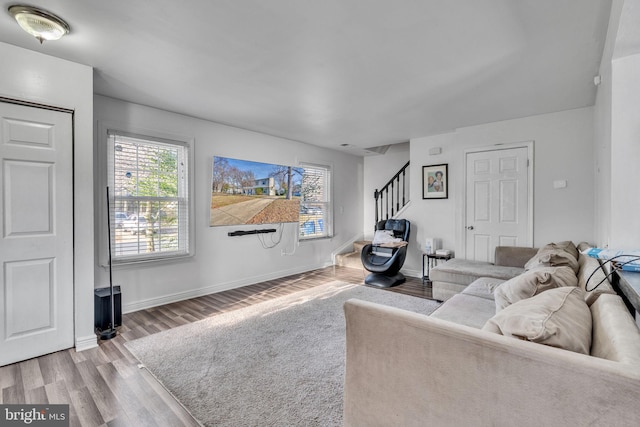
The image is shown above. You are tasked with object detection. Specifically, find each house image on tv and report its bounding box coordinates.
[244,177,276,196]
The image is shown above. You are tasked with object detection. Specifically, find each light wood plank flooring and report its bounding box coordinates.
[0,266,433,426]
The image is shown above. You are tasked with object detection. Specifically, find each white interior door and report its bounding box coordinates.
[0,101,74,366]
[465,146,531,263]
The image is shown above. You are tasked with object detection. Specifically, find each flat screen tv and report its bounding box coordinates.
[210,156,303,226]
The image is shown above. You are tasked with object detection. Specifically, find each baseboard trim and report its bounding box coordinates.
[75,334,98,352]
[122,262,329,314]
[401,268,422,279]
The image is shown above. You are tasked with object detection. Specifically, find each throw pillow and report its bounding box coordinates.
[525,248,580,274]
[494,266,578,312]
[483,287,592,355]
[541,241,579,260]
[371,229,399,245]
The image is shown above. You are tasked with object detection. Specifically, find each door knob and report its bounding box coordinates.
[466,226,474,230]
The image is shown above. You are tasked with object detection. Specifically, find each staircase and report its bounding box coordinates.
[336,161,410,270]
[335,240,371,270]
[374,161,410,227]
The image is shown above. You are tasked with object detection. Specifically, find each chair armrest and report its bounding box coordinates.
[361,244,406,272]
[343,299,640,427]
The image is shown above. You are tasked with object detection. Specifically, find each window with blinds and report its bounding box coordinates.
[299,164,332,239]
[107,131,192,261]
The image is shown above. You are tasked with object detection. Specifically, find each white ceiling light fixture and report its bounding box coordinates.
[8,4,70,44]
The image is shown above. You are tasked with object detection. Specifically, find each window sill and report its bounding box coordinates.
[300,235,334,242]
[101,252,194,269]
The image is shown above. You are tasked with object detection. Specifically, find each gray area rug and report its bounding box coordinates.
[125,281,441,426]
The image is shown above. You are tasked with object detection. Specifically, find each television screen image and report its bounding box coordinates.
[210,156,303,226]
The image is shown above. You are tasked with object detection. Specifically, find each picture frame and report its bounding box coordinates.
[422,164,448,199]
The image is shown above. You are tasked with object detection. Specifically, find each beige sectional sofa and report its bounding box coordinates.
[344,242,640,426]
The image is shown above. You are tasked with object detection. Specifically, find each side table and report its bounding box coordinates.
[422,253,452,285]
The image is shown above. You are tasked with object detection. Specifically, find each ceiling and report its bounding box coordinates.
[0,1,612,155]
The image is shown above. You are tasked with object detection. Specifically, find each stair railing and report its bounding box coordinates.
[374,161,410,226]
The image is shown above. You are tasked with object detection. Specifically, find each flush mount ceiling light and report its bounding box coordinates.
[8,5,70,44]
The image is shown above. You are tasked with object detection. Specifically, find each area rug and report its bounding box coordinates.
[125,281,441,426]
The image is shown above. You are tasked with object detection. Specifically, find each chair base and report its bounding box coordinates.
[364,272,406,288]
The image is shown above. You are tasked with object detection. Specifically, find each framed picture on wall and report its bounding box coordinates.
[422,164,448,199]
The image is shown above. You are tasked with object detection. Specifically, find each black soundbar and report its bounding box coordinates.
[228,228,277,237]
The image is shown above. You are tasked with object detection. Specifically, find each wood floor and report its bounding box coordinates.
[0,266,433,426]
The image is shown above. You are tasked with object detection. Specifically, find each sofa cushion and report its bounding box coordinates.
[494,246,539,268]
[461,277,505,301]
[482,287,592,354]
[590,294,640,364]
[525,247,579,274]
[431,293,496,329]
[431,281,468,302]
[542,241,579,260]
[430,259,524,287]
[494,266,578,311]
[577,252,617,305]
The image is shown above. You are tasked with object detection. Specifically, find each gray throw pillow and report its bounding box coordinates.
[525,248,579,274]
[541,241,579,260]
[494,266,578,312]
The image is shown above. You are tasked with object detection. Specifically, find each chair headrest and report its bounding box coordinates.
[376,219,410,240]
[385,219,407,233]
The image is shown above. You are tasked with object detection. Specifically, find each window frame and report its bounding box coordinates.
[298,162,333,240]
[99,122,195,265]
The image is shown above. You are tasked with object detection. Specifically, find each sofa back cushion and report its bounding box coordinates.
[494,266,578,311]
[525,244,579,274]
[590,294,640,364]
[545,241,579,259]
[483,287,592,354]
[577,252,617,305]
[494,246,539,268]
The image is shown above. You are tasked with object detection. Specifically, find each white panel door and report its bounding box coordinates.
[465,147,530,263]
[0,102,74,366]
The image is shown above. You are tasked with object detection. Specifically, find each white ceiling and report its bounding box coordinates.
[0,1,612,155]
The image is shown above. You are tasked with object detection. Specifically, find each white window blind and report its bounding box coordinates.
[107,131,192,261]
[299,164,332,239]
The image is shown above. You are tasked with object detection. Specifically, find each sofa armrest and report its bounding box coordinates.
[344,299,640,427]
[494,246,538,267]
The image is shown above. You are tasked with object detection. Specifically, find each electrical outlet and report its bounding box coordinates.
[553,180,567,189]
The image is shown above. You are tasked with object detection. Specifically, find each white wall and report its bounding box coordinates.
[593,0,640,251]
[372,107,596,278]
[0,42,95,350]
[363,142,410,236]
[94,96,363,312]
[610,53,640,249]
[593,53,613,249]
[592,0,622,249]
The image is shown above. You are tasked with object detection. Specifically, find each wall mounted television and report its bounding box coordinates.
[210,156,303,227]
